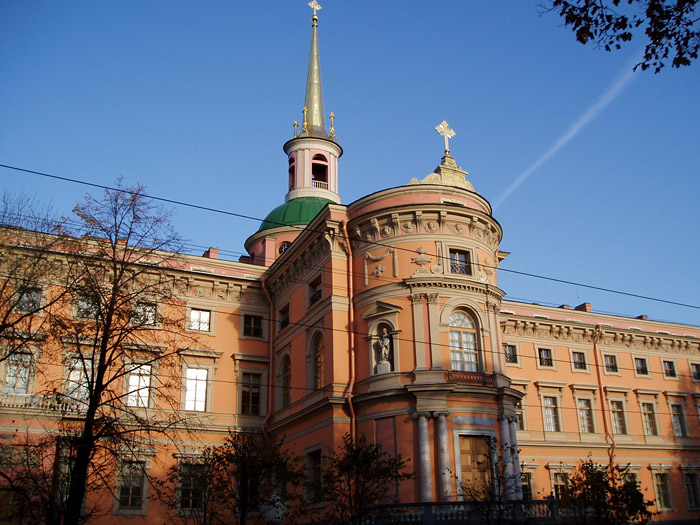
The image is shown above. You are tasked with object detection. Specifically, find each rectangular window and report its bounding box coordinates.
[691,363,700,381]
[655,473,672,509]
[16,287,41,313]
[449,249,472,275]
[521,472,532,501]
[641,403,658,436]
[134,302,157,326]
[504,344,517,364]
[179,463,206,512]
[515,401,524,430]
[76,295,99,319]
[307,450,322,504]
[450,330,478,372]
[577,398,594,433]
[572,352,586,370]
[543,396,560,432]
[553,473,568,500]
[279,305,290,331]
[189,309,211,332]
[184,368,208,412]
[4,353,32,395]
[684,472,700,509]
[241,373,261,416]
[604,355,618,373]
[67,358,92,404]
[538,348,553,367]
[671,403,687,437]
[663,360,677,378]
[243,315,263,338]
[118,461,144,510]
[610,400,627,434]
[126,364,151,408]
[308,276,322,306]
[635,357,649,376]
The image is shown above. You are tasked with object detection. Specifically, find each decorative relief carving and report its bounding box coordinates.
[430,242,443,274]
[502,319,699,355]
[364,246,398,286]
[401,221,414,233]
[410,247,432,277]
[426,221,437,233]
[426,293,439,305]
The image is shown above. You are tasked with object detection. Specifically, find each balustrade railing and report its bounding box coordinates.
[311,180,328,189]
[446,371,494,387]
[0,393,86,413]
[366,500,565,524]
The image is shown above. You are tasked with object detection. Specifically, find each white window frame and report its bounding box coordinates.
[569,348,589,373]
[74,294,99,320]
[633,355,651,378]
[179,348,221,413]
[187,307,213,333]
[689,360,700,383]
[2,351,35,395]
[662,358,679,381]
[239,369,265,417]
[65,356,93,407]
[542,396,561,433]
[15,286,43,314]
[575,397,595,434]
[503,343,520,367]
[239,312,267,340]
[448,311,480,373]
[602,352,621,376]
[133,301,159,328]
[666,394,689,438]
[609,398,629,435]
[536,347,556,370]
[649,465,674,511]
[125,362,153,408]
[448,248,473,276]
[112,453,155,517]
[681,467,700,510]
[641,400,659,436]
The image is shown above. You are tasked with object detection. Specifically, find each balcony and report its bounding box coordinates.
[0,393,86,413]
[311,180,328,189]
[446,371,494,387]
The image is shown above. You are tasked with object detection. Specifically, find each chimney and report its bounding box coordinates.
[636,314,648,320]
[202,247,219,259]
[574,302,592,313]
[559,304,571,310]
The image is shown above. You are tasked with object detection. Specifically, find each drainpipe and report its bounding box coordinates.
[342,221,356,441]
[592,324,615,462]
[261,278,275,441]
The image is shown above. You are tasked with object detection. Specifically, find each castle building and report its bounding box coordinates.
[0,5,699,523]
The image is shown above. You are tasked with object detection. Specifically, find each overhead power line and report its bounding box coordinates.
[1,162,698,312]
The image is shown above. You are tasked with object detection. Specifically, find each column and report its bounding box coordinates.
[427,293,442,369]
[509,418,523,500]
[414,412,433,502]
[499,415,516,500]
[411,293,426,369]
[436,412,451,501]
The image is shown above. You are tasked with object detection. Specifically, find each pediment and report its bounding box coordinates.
[361,301,402,320]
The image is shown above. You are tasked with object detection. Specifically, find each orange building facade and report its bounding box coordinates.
[1,7,699,524]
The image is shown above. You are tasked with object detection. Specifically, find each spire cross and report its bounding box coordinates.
[435,120,456,155]
[308,1,322,16]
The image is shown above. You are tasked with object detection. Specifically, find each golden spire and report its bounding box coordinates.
[302,0,328,137]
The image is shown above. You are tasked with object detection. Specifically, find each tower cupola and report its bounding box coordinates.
[283,1,342,205]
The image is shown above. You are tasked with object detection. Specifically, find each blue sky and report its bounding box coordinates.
[1,2,699,326]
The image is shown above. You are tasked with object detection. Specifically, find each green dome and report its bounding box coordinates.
[257,197,333,233]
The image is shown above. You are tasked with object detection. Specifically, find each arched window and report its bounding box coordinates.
[449,311,479,372]
[311,154,328,188]
[288,158,296,190]
[312,333,325,390]
[281,356,291,408]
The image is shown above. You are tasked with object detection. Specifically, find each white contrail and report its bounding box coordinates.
[493,58,639,210]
